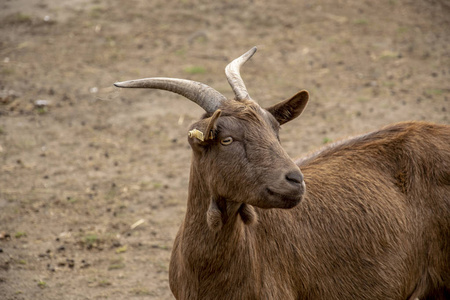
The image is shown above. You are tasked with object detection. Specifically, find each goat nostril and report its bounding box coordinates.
[285,171,303,184]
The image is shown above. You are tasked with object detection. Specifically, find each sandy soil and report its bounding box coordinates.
[0,0,449,299]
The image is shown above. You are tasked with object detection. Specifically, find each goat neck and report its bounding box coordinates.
[185,154,248,234]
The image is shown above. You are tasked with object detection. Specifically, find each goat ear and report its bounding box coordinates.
[266,90,309,125]
[188,110,222,148]
[238,204,257,225]
[204,109,222,140]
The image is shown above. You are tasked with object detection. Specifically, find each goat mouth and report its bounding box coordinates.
[265,186,304,209]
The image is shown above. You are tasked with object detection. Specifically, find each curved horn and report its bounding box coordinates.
[114,77,226,114]
[225,47,257,101]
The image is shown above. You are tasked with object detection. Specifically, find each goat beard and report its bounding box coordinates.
[207,196,258,232]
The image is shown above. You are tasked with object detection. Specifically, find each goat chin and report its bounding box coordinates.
[261,182,305,209]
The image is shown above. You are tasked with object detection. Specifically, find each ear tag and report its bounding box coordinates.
[188,129,204,141]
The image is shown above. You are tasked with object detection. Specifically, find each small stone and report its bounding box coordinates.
[47,264,55,272]
[66,259,75,268]
[0,232,11,240]
[35,99,50,107]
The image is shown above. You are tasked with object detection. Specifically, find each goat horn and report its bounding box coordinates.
[225,47,257,101]
[114,77,227,114]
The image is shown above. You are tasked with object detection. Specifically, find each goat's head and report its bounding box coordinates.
[114,47,309,228]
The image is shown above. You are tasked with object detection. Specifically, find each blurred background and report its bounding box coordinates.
[0,0,448,299]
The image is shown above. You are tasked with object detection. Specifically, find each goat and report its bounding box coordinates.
[114,47,450,300]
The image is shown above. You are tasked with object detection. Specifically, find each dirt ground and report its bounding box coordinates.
[0,0,448,299]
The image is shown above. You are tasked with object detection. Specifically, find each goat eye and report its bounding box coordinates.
[220,137,233,146]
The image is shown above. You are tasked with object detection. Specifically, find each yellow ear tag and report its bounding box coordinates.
[188,129,204,141]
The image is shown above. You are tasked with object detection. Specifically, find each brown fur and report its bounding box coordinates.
[168,96,450,299]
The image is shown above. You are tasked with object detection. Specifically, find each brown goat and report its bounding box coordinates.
[114,48,450,299]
